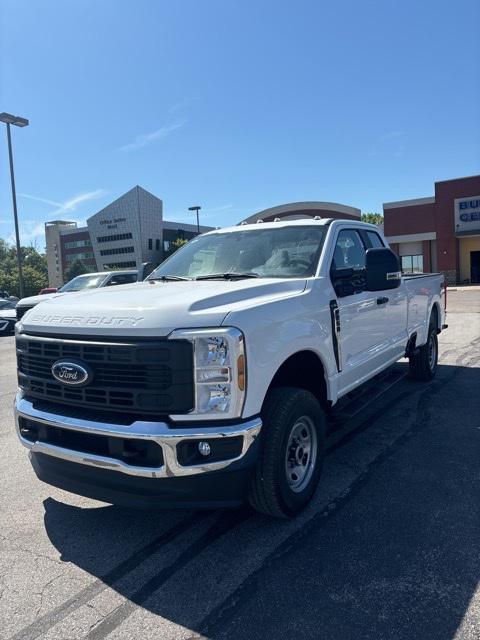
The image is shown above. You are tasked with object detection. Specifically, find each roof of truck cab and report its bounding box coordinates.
[204,218,334,235]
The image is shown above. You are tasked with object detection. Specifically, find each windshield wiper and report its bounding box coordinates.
[195,272,259,281]
[148,275,191,282]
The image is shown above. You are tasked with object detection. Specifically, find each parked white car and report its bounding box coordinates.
[14,219,446,517]
[16,270,139,320]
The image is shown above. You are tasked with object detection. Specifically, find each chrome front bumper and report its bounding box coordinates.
[14,393,262,479]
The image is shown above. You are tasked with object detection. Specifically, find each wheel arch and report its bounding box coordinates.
[430,301,441,333]
[263,350,330,411]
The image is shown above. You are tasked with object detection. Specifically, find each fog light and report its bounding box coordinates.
[198,441,211,457]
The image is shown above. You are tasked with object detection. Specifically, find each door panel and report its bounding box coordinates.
[331,228,405,395]
[336,290,390,393]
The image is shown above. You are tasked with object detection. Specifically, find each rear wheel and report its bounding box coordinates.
[409,323,438,381]
[248,387,326,518]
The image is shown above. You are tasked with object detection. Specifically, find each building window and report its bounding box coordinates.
[401,255,423,273]
[97,233,133,243]
[102,261,137,269]
[163,240,171,252]
[148,238,153,250]
[65,252,95,262]
[100,246,135,256]
[64,239,92,249]
[155,239,160,250]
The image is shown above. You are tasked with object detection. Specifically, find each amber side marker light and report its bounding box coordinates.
[237,354,245,391]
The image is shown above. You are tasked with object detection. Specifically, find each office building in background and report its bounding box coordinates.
[45,186,213,287]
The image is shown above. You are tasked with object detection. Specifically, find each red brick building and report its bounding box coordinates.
[384,175,480,284]
[60,228,96,274]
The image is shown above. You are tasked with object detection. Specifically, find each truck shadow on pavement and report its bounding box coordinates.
[41,362,480,640]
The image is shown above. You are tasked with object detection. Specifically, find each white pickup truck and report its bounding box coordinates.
[14,219,446,518]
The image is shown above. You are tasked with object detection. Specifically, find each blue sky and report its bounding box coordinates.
[1,0,479,248]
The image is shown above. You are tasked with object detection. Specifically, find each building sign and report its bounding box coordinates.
[455,196,480,235]
[99,217,127,230]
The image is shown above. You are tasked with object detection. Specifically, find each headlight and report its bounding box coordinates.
[168,327,246,421]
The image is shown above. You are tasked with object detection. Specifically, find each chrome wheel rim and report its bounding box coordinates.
[285,415,317,493]
[428,333,437,371]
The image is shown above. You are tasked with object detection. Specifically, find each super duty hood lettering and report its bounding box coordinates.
[28,314,144,327]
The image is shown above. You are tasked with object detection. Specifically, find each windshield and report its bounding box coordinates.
[0,300,15,310]
[59,274,106,292]
[149,226,326,280]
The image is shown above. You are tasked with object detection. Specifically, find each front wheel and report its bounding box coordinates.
[409,324,438,381]
[248,387,326,518]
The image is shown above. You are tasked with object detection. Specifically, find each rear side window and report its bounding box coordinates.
[366,231,384,248]
[332,230,366,270]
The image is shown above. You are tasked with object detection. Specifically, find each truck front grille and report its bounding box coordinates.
[16,334,194,415]
[16,305,35,320]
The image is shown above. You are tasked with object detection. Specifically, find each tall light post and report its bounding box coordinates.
[188,205,201,234]
[0,112,29,298]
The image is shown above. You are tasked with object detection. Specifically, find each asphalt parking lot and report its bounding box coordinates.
[0,289,479,640]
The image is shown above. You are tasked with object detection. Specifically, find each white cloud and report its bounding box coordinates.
[50,190,106,217]
[1,190,106,246]
[18,193,63,208]
[20,189,106,218]
[118,120,187,152]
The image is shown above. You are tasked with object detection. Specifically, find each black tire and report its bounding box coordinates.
[409,323,438,381]
[248,387,326,518]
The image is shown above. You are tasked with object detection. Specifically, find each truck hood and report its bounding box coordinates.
[17,292,66,307]
[20,278,307,337]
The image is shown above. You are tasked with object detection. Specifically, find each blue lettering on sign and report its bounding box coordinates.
[459,199,480,210]
[460,212,480,222]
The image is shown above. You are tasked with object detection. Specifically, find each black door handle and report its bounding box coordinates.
[377,296,389,305]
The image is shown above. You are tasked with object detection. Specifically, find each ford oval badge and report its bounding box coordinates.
[51,360,92,386]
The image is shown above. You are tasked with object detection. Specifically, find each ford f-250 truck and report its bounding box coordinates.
[14,219,446,518]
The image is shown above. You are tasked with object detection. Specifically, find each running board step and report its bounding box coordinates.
[327,364,407,429]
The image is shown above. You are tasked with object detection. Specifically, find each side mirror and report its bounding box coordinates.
[365,248,401,291]
[139,262,158,281]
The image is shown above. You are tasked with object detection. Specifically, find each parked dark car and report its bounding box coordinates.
[0,299,16,335]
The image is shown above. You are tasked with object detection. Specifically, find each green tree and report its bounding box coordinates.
[0,238,9,262]
[23,247,48,278]
[163,236,189,260]
[0,238,49,297]
[171,237,188,251]
[361,212,384,226]
[64,258,95,282]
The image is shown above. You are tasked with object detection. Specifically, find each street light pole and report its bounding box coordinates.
[6,123,25,298]
[0,112,29,299]
[188,205,202,234]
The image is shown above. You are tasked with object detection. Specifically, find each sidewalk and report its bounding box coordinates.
[447,284,480,292]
